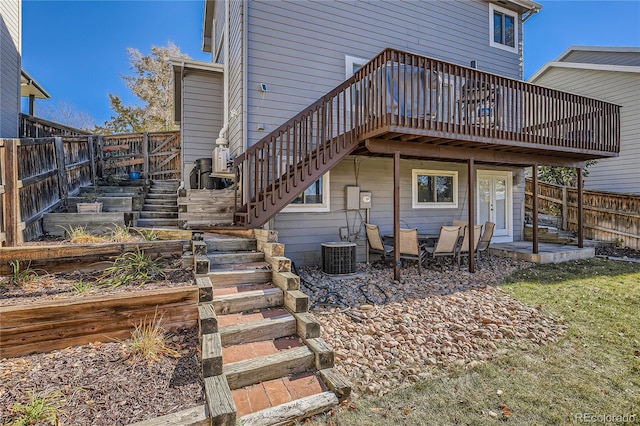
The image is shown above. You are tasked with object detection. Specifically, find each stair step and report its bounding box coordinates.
[208,269,272,287]
[212,287,284,315]
[222,335,304,364]
[233,373,331,420]
[135,219,178,227]
[146,192,176,199]
[209,252,265,265]
[142,204,178,212]
[210,261,271,273]
[218,309,296,346]
[144,198,177,205]
[140,211,178,219]
[205,237,257,252]
[223,345,315,390]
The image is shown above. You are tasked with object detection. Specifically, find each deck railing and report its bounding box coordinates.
[357,49,620,154]
[234,48,621,227]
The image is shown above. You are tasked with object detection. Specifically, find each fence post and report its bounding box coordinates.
[54,137,69,203]
[562,186,568,230]
[142,132,149,179]
[4,139,20,246]
[88,136,96,186]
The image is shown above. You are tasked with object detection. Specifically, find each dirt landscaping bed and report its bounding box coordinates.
[0,248,203,425]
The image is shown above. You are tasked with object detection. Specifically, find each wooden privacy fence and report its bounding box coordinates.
[99,131,180,181]
[525,178,640,250]
[0,131,181,246]
[1,137,98,245]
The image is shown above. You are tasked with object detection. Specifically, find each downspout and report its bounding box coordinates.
[216,0,231,147]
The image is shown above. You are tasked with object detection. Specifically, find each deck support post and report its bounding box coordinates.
[532,164,539,254]
[577,167,584,248]
[468,159,475,273]
[393,151,400,281]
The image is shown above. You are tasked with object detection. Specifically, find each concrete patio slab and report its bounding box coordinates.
[489,241,595,264]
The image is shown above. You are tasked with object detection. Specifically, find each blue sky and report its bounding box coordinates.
[22,0,640,126]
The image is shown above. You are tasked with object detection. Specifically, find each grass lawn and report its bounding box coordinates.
[309,258,640,425]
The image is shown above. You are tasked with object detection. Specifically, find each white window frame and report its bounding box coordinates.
[489,3,518,54]
[345,55,367,79]
[412,169,458,209]
[281,172,331,213]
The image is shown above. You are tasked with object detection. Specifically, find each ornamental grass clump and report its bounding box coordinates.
[62,225,106,244]
[5,389,65,426]
[125,312,181,364]
[98,248,165,288]
[7,260,42,287]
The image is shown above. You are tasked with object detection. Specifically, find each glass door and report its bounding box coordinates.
[477,171,512,239]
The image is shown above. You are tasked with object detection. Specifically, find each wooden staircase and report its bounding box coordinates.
[192,230,350,425]
[136,180,179,228]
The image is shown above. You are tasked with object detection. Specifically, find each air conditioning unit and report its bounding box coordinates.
[321,242,356,275]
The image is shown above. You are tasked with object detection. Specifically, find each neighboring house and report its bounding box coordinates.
[1,0,21,138]
[529,46,640,194]
[174,0,621,267]
[1,0,50,138]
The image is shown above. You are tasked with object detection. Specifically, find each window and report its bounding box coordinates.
[489,4,518,53]
[345,55,367,78]
[412,169,458,208]
[282,172,330,212]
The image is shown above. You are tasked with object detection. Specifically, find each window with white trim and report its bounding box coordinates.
[345,55,367,78]
[412,169,458,208]
[489,4,518,53]
[282,172,330,212]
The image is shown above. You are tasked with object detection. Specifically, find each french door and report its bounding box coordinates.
[477,171,512,240]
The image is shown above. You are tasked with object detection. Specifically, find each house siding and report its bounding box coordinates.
[227,0,244,158]
[563,50,640,67]
[0,0,21,138]
[532,67,640,194]
[244,0,524,149]
[274,157,523,266]
[181,70,224,186]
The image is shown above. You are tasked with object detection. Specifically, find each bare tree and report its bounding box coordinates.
[39,100,96,131]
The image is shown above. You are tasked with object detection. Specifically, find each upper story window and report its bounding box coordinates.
[412,169,458,209]
[489,4,518,53]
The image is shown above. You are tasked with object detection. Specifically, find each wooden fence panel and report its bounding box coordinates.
[99,131,180,181]
[525,178,640,250]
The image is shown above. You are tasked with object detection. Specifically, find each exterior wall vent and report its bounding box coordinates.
[321,242,356,275]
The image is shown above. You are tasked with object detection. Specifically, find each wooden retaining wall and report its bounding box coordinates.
[525,179,640,249]
[0,286,199,358]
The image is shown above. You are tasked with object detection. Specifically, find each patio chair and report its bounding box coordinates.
[456,224,483,270]
[425,225,461,269]
[476,221,495,266]
[365,223,394,262]
[398,228,427,274]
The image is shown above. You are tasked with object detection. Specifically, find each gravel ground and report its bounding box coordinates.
[298,256,568,397]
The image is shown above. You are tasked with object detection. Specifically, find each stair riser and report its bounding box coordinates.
[220,316,296,347]
[213,289,283,315]
[140,212,178,219]
[206,239,257,252]
[208,271,272,287]
[224,346,315,390]
[142,205,179,212]
[209,252,265,265]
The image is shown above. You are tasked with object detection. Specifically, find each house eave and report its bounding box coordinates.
[529,61,640,84]
[202,0,215,53]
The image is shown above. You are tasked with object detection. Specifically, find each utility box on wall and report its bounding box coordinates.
[345,186,360,210]
[360,191,372,209]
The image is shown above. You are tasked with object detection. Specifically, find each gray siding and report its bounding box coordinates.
[244,0,524,149]
[533,67,640,194]
[213,0,225,62]
[181,70,224,185]
[274,157,523,266]
[228,0,244,158]
[563,50,640,67]
[1,0,21,138]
